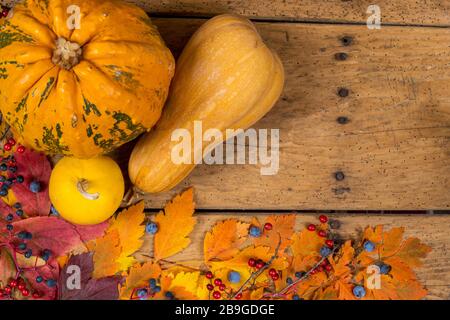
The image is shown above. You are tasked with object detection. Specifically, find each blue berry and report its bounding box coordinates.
[8,166,17,173]
[0,164,7,171]
[363,241,375,252]
[18,231,32,240]
[6,214,13,221]
[50,205,60,216]
[14,202,21,209]
[6,224,13,231]
[149,278,157,289]
[16,209,24,217]
[145,222,158,235]
[45,279,56,287]
[16,176,24,183]
[353,285,366,299]
[286,277,293,285]
[379,263,391,275]
[165,291,174,299]
[0,176,5,182]
[137,289,148,298]
[295,271,305,279]
[153,286,161,293]
[36,276,43,283]
[228,271,241,283]
[29,180,41,193]
[292,294,301,300]
[320,246,332,257]
[249,226,262,238]
[0,189,8,197]
[24,249,32,258]
[41,249,51,261]
[18,243,27,250]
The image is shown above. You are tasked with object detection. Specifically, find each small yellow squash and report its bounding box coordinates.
[129,14,285,193]
[49,156,124,225]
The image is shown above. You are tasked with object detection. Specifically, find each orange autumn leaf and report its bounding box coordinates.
[120,261,161,300]
[291,228,326,259]
[92,229,121,278]
[252,215,296,253]
[204,219,249,262]
[154,188,196,261]
[395,237,432,267]
[329,240,354,278]
[108,202,146,270]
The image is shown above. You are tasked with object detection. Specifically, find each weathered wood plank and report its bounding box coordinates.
[129,19,450,210]
[136,214,450,300]
[127,0,450,26]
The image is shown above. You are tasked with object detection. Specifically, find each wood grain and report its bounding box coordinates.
[136,213,450,300]
[128,19,450,210]
[126,0,450,26]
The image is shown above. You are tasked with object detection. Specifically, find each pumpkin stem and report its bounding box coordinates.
[52,37,82,70]
[77,179,100,201]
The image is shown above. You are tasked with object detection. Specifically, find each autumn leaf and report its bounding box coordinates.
[9,149,51,216]
[290,227,325,272]
[23,259,60,300]
[120,261,161,300]
[154,188,196,261]
[252,215,296,253]
[92,229,121,279]
[0,247,15,285]
[329,240,354,278]
[12,217,86,257]
[108,202,146,270]
[395,237,432,267]
[167,271,208,300]
[204,219,249,262]
[59,253,121,300]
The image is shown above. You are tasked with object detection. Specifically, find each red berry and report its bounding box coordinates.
[248,258,256,267]
[318,230,327,237]
[268,268,277,277]
[9,279,17,288]
[17,283,26,291]
[32,292,41,299]
[321,259,328,266]
[235,293,243,300]
[205,271,213,279]
[0,290,4,298]
[3,143,12,151]
[214,278,222,286]
[271,273,280,281]
[307,224,316,231]
[317,266,324,272]
[207,284,214,291]
[2,10,8,18]
[4,286,11,294]
[325,239,334,248]
[319,215,328,223]
[17,145,25,153]
[264,223,273,231]
[21,288,30,296]
[325,265,333,272]
[255,260,265,269]
[213,291,221,299]
[7,138,16,146]
[219,284,226,291]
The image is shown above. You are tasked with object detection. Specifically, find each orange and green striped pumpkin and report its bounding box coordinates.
[0,0,175,158]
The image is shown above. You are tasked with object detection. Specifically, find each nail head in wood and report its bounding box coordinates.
[335,171,345,181]
[337,116,349,124]
[335,52,348,61]
[341,36,353,46]
[338,88,349,97]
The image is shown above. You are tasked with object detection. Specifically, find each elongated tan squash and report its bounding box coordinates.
[129,14,285,193]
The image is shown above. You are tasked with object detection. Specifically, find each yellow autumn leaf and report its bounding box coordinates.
[166,271,209,300]
[204,219,249,262]
[120,261,161,300]
[252,215,296,253]
[92,229,121,279]
[108,202,146,270]
[154,188,196,261]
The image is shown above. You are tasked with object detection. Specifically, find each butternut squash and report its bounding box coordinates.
[129,14,284,193]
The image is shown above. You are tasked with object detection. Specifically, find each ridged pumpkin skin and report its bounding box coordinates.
[0,0,174,158]
[129,14,285,193]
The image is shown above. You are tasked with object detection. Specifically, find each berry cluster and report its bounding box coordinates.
[247,257,266,270]
[205,271,242,300]
[1,139,27,198]
[0,277,47,300]
[132,278,162,300]
[248,222,273,238]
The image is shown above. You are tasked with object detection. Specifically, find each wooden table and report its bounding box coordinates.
[124,0,450,299]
